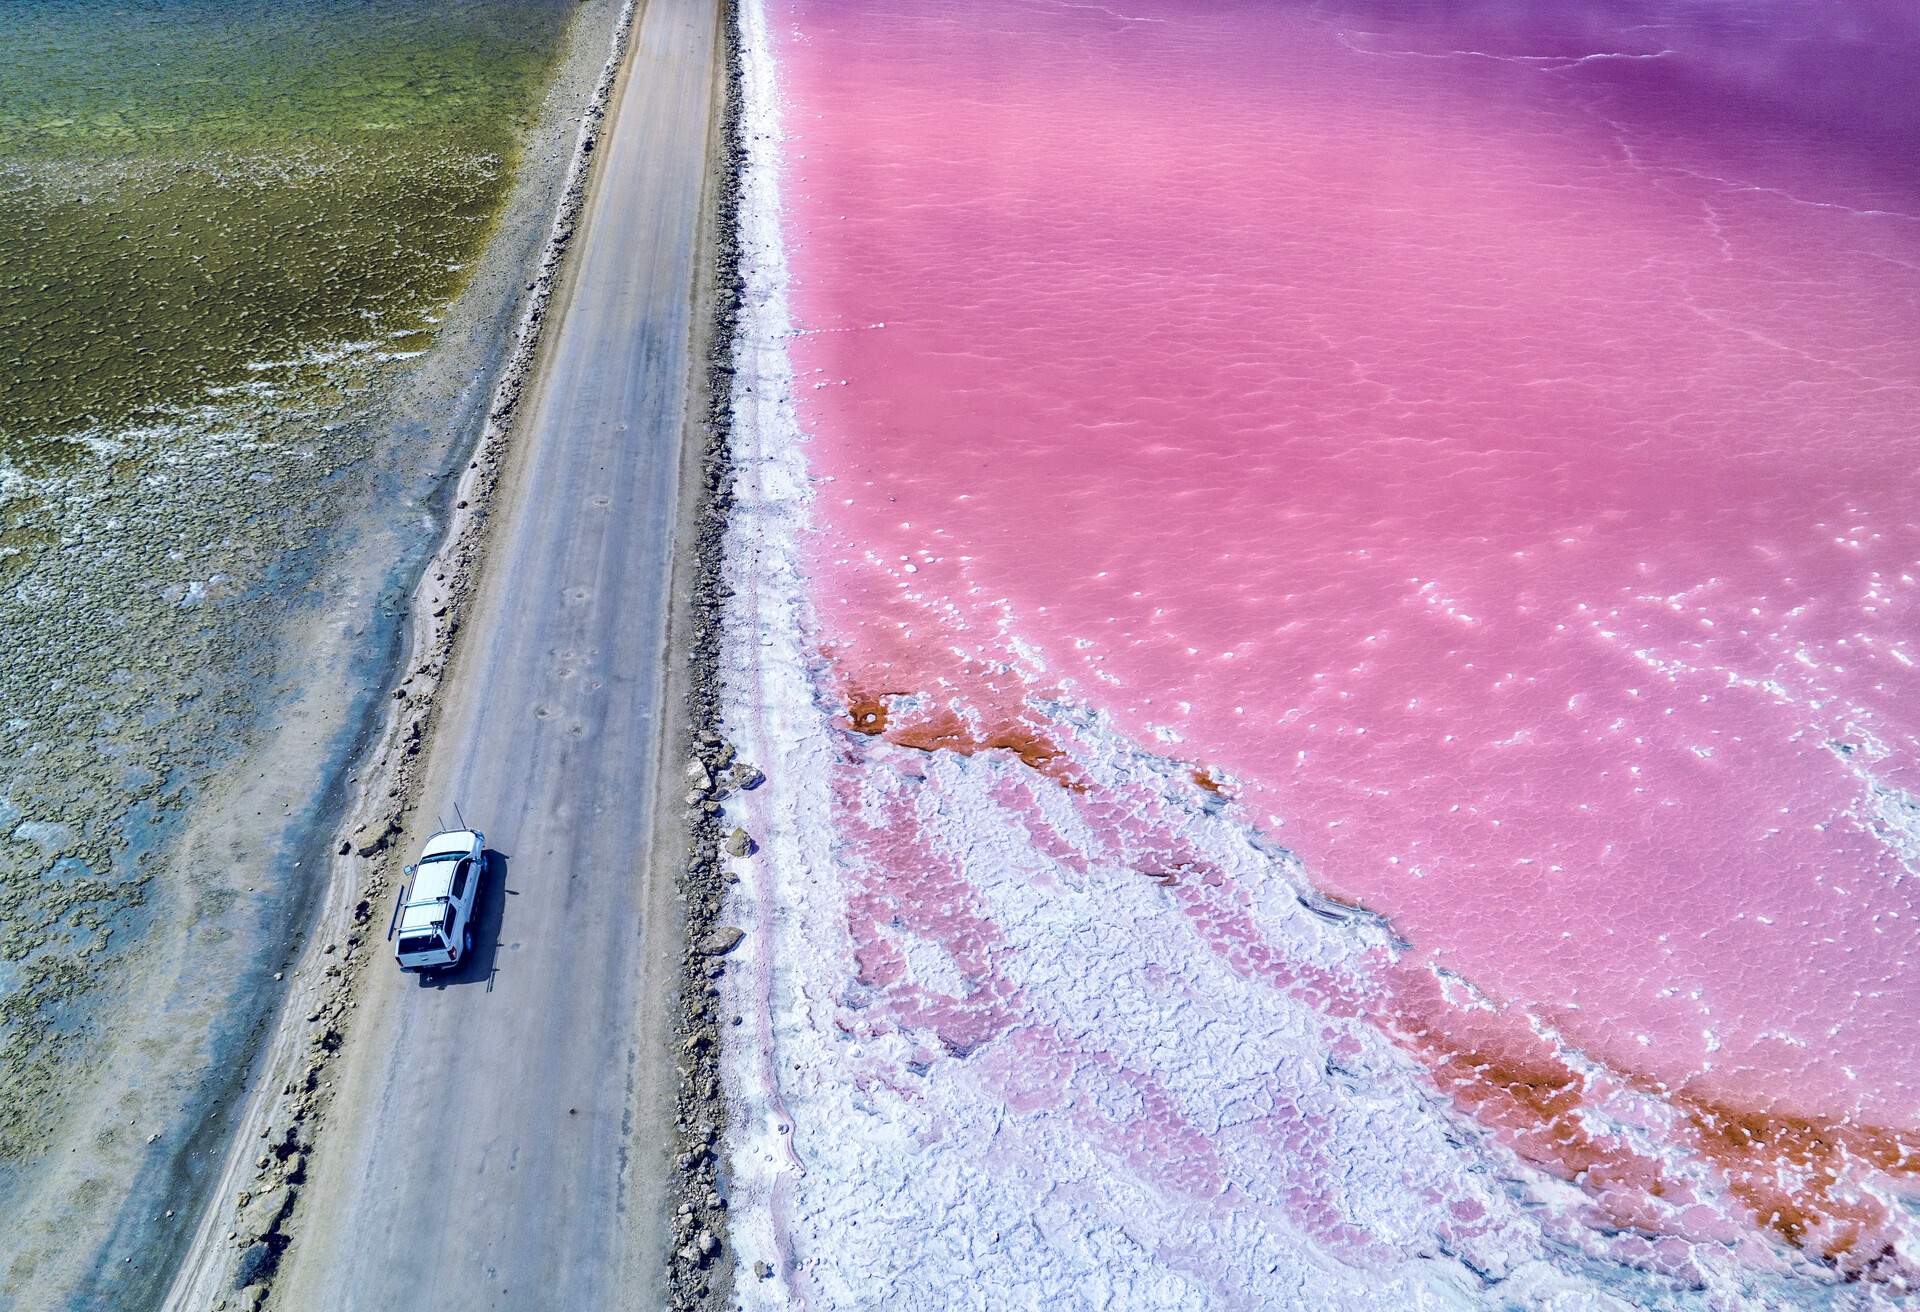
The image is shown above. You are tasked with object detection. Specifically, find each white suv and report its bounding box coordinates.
[391,829,485,973]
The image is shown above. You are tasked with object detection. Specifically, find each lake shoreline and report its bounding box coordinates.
[0,1,633,1304]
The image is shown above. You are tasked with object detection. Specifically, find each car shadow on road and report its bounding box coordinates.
[419,849,511,992]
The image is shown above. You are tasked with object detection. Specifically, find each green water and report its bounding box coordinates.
[1,0,577,457]
[0,0,578,1161]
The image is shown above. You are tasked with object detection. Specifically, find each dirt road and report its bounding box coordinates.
[265,0,720,1304]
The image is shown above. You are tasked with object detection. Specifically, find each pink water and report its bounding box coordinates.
[770,0,1920,1273]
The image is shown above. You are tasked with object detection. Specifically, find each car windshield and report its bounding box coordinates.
[398,932,443,957]
[419,851,463,864]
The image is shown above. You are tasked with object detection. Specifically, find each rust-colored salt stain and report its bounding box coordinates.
[1415,1039,1609,1177]
[842,690,1083,788]
[1402,1015,1920,1275]
[1675,1097,1920,1265]
[1191,767,1229,796]
[847,693,895,736]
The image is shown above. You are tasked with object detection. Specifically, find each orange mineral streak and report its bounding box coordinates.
[846,694,894,736]
[842,691,1084,788]
[1411,1033,1640,1188]
[1401,1003,1920,1273]
[1191,767,1229,796]
[1678,1099,1920,1267]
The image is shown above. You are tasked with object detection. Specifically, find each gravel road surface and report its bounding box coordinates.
[269,0,720,1304]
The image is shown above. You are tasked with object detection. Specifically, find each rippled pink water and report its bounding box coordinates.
[771,0,1920,1258]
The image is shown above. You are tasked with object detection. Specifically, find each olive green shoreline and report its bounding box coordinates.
[0,0,628,1305]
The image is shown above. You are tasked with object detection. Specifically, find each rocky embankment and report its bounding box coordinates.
[665,7,748,1308]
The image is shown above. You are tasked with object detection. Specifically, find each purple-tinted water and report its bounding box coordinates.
[757,0,1920,1287]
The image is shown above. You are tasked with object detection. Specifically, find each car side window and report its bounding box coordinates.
[451,861,469,902]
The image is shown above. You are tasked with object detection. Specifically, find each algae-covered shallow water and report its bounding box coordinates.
[0,0,585,450]
[0,0,588,1287]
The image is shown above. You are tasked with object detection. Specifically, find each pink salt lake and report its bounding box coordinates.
[770,0,1920,1253]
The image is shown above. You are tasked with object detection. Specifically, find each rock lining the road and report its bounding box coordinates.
[667,5,747,1308]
